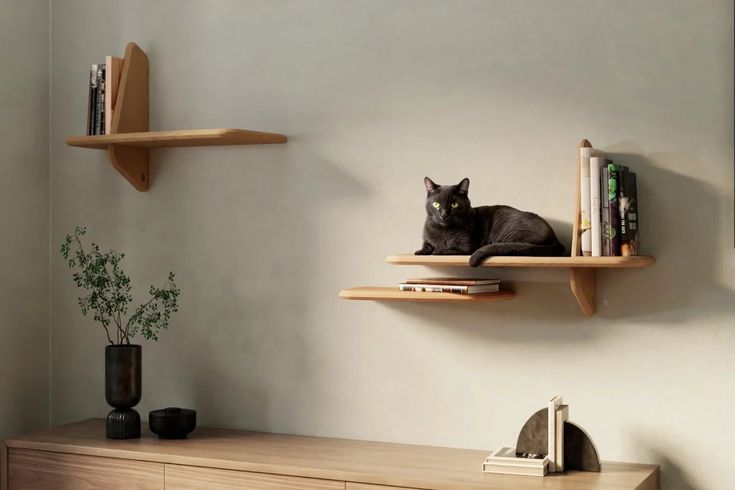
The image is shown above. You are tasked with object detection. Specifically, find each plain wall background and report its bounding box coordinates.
[45,1,733,488]
[0,0,49,439]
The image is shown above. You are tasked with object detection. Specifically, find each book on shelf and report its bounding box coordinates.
[398,283,500,294]
[589,153,604,257]
[600,166,611,256]
[482,447,549,477]
[104,56,123,135]
[579,147,593,256]
[606,162,622,256]
[95,64,106,136]
[404,278,500,286]
[554,404,569,472]
[619,170,639,256]
[547,395,562,472]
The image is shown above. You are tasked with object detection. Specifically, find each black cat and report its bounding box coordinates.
[416,177,565,267]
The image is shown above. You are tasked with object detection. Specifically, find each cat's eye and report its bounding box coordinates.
[451,202,459,208]
[432,202,440,208]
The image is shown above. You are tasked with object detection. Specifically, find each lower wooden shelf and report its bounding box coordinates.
[339,287,515,302]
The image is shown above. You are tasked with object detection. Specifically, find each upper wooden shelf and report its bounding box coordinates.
[66,42,286,191]
[386,254,656,268]
[66,129,286,149]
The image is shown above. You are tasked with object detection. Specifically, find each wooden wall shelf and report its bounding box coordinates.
[339,287,515,302]
[386,255,655,269]
[340,139,656,316]
[65,42,286,191]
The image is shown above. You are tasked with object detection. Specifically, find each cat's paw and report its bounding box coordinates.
[468,253,487,267]
[415,249,430,255]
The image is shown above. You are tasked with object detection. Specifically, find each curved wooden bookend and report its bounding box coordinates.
[570,138,596,316]
[516,408,601,472]
[109,42,150,191]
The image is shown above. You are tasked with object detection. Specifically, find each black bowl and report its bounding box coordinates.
[149,407,196,439]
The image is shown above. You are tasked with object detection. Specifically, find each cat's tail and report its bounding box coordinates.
[469,242,565,267]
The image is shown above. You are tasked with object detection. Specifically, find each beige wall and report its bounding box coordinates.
[0,0,49,438]
[48,1,733,489]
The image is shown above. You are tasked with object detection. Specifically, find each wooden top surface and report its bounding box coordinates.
[5,419,658,490]
[386,254,656,268]
[66,128,287,149]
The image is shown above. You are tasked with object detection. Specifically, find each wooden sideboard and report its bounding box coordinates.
[1,419,659,490]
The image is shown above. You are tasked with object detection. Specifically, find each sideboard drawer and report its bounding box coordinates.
[165,464,344,490]
[8,448,163,490]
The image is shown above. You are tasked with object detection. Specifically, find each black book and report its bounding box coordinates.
[94,64,106,135]
[88,64,98,135]
[620,172,639,256]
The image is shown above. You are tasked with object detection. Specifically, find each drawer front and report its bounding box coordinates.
[9,448,164,490]
[347,484,421,490]
[165,464,344,490]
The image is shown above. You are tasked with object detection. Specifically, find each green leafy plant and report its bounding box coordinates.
[61,226,180,345]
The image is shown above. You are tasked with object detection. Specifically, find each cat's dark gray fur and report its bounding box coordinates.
[416,177,564,267]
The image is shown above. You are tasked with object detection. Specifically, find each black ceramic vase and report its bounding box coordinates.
[105,344,142,439]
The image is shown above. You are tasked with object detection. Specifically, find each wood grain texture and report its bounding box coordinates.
[4,419,658,490]
[8,448,163,490]
[108,42,150,191]
[165,464,343,490]
[569,268,597,316]
[385,255,655,268]
[339,287,515,302]
[347,484,420,490]
[66,129,288,148]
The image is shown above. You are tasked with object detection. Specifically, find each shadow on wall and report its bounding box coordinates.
[599,150,735,323]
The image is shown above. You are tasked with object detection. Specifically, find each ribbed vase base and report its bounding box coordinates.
[106,408,141,439]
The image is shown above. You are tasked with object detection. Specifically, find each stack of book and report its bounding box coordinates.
[482,447,549,477]
[579,145,639,256]
[86,56,123,135]
[482,395,569,478]
[398,277,500,294]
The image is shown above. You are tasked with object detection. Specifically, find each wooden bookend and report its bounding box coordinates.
[108,42,150,191]
[569,139,597,316]
[515,408,601,473]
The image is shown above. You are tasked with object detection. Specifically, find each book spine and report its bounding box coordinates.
[579,148,593,256]
[87,66,96,135]
[94,64,105,135]
[601,167,611,256]
[89,64,99,135]
[607,162,621,256]
[555,405,569,472]
[590,155,603,257]
[621,172,639,256]
[547,396,561,472]
[399,284,469,293]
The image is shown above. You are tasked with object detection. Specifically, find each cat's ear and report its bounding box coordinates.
[456,178,470,195]
[424,177,438,193]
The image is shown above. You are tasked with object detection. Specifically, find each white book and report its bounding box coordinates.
[580,148,593,256]
[590,154,604,257]
[482,462,548,477]
[548,395,562,472]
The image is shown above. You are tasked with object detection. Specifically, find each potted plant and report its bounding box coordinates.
[61,226,180,439]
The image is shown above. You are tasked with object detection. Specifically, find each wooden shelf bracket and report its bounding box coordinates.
[108,42,150,191]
